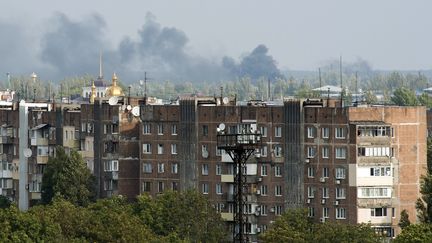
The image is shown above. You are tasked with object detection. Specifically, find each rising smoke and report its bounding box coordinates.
[0,12,284,83]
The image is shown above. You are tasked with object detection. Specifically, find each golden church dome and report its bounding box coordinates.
[106,72,124,97]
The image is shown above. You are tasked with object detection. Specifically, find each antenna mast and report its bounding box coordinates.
[339,56,343,107]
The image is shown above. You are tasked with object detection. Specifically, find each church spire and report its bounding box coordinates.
[98,51,103,79]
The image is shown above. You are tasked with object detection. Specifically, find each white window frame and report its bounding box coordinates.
[307,127,315,138]
[202,183,209,194]
[171,163,178,174]
[335,167,346,179]
[335,127,345,139]
[323,207,329,218]
[202,164,209,175]
[143,144,151,154]
[336,187,346,199]
[335,147,346,159]
[171,144,177,155]
[143,123,151,135]
[171,124,177,135]
[157,144,164,154]
[307,186,316,198]
[260,126,268,137]
[274,165,282,177]
[322,127,329,139]
[275,126,282,137]
[322,147,329,158]
[336,208,346,219]
[261,185,268,196]
[216,164,222,175]
[216,183,222,195]
[158,163,165,173]
[307,146,316,158]
[274,145,282,157]
[143,163,152,173]
[322,187,329,198]
[157,124,164,135]
[275,185,282,196]
[261,165,267,176]
[307,167,314,178]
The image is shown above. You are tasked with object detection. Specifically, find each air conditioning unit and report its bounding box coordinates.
[257,177,263,182]
[256,190,261,195]
[320,177,326,183]
[336,180,341,184]
[306,199,311,204]
[320,217,326,223]
[334,201,339,206]
[321,199,326,204]
[255,153,261,158]
[256,227,261,233]
[305,159,310,163]
[270,207,275,213]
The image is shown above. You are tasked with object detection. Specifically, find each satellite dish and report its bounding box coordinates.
[23,148,32,158]
[131,106,140,117]
[108,96,119,106]
[218,123,226,131]
[202,150,209,158]
[126,105,132,111]
[222,97,229,105]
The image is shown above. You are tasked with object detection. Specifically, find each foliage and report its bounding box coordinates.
[41,146,95,206]
[260,208,380,243]
[364,90,378,104]
[391,87,419,106]
[135,190,226,243]
[0,195,12,209]
[416,138,432,223]
[398,209,411,229]
[394,223,432,243]
[418,93,432,108]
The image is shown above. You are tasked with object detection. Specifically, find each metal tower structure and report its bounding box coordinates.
[217,124,261,243]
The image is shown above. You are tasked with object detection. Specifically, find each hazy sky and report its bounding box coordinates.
[1,0,431,81]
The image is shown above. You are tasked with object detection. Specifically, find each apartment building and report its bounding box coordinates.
[304,101,426,237]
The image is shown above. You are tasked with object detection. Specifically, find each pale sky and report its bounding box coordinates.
[0,0,431,81]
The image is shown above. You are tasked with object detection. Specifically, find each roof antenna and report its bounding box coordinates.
[339,56,343,107]
[319,68,322,97]
[99,51,103,79]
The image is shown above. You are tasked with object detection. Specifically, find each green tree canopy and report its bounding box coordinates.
[391,87,419,106]
[135,190,226,242]
[394,223,432,243]
[398,209,411,230]
[260,208,381,243]
[41,147,95,206]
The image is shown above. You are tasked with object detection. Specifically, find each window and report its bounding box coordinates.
[202,183,209,194]
[323,167,329,178]
[357,126,391,137]
[158,163,165,173]
[171,124,177,135]
[307,167,314,178]
[172,182,179,191]
[157,144,164,154]
[275,185,282,196]
[216,147,222,156]
[307,186,316,198]
[171,144,177,155]
[143,163,152,173]
[307,147,316,158]
[335,168,346,179]
[370,166,391,176]
[359,187,391,198]
[260,146,268,157]
[322,127,329,138]
[275,166,282,177]
[261,205,268,215]
[335,127,345,139]
[275,126,282,137]
[143,182,151,192]
[158,182,164,193]
[216,183,222,194]
[335,147,346,159]
[322,147,329,158]
[202,164,209,175]
[157,124,164,135]
[275,205,283,216]
[261,165,268,176]
[143,144,151,154]
[371,208,387,217]
[336,187,346,199]
[261,185,268,195]
[336,208,346,219]
[202,125,208,136]
[323,207,329,218]
[216,164,222,175]
[104,160,118,172]
[322,187,329,198]
[307,127,315,138]
[171,163,178,174]
[274,145,282,157]
[202,145,209,158]
[358,147,391,157]
[143,123,151,134]
[260,126,268,137]
[308,207,315,217]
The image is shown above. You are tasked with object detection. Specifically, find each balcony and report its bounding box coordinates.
[0,136,12,144]
[220,212,234,221]
[357,198,393,208]
[31,138,48,146]
[63,140,79,149]
[36,155,49,164]
[357,176,393,187]
[357,136,391,146]
[224,192,235,202]
[30,192,41,200]
[0,170,12,178]
[221,174,234,183]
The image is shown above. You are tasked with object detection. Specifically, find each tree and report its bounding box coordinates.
[418,93,432,109]
[416,138,432,223]
[260,208,380,243]
[41,147,95,206]
[135,190,226,242]
[364,90,378,104]
[394,224,432,243]
[391,87,419,106]
[398,209,411,230]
